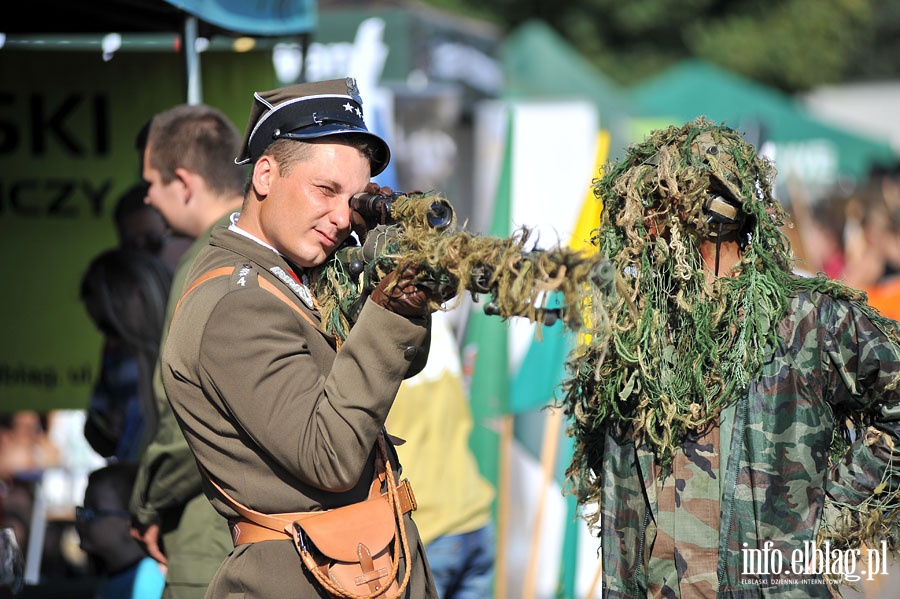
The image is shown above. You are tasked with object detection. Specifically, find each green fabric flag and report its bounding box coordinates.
[508,131,607,596]
[462,107,513,497]
[510,315,570,414]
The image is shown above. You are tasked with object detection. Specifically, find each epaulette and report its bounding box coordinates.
[230,262,260,290]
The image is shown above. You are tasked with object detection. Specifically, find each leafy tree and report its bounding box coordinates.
[844,0,900,80]
[417,0,900,92]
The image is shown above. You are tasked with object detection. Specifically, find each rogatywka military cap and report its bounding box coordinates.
[235,77,390,176]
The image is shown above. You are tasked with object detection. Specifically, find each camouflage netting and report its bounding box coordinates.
[555,117,900,552]
[308,191,609,344]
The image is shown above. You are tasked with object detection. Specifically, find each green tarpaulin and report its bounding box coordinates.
[500,20,632,160]
[629,60,896,190]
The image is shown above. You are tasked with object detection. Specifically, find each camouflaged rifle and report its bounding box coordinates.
[308,189,614,342]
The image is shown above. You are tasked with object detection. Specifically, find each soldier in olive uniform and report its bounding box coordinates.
[161,79,441,598]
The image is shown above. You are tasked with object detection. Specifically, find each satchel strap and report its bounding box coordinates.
[201,466,309,535]
[202,432,397,526]
[172,264,339,348]
[230,479,417,545]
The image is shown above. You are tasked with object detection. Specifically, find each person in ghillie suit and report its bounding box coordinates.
[559,117,900,597]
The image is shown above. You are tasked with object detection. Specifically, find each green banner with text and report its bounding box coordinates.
[0,48,279,412]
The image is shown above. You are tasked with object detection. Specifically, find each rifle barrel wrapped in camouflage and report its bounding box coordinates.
[309,191,612,342]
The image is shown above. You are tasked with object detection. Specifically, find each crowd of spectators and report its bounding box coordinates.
[790,161,900,321]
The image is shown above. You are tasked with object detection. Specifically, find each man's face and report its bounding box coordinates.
[249,142,371,268]
[142,145,187,234]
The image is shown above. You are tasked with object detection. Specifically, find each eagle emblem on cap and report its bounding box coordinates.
[345,78,362,105]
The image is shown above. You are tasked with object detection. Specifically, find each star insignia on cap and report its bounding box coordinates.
[343,102,355,112]
[355,107,363,118]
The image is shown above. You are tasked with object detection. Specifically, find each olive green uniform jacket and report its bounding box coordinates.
[162,225,437,599]
[129,214,235,598]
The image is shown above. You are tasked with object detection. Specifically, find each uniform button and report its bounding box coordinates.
[403,346,418,361]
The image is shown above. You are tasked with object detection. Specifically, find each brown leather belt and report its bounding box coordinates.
[229,479,417,546]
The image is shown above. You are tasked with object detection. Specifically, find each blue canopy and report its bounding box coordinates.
[165,0,316,36]
[2,0,317,104]
[1,0,316,37]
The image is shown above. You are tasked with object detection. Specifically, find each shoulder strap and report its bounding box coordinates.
[258,276,330,340]
[173,266,234,320]
[173,264,339,348]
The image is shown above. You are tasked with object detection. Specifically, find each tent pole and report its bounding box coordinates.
[183,16,202,105]
[298,32,310,83]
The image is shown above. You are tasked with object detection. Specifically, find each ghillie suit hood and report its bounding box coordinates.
[558,118,900,548]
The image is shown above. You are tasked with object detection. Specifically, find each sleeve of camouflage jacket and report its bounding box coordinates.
[822,297,900,510]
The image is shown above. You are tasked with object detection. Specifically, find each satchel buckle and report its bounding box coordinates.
[289,521,310,553]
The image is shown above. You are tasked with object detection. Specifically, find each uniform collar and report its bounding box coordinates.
[209,227,312,306]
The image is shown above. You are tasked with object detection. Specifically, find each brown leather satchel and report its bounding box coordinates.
[207,432,414,599]
[290,485,401,597]
[290,433,413,598]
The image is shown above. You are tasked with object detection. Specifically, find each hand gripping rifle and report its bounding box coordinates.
[308,189,614,342]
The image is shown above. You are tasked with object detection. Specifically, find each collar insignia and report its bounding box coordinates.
[269,266,314,309]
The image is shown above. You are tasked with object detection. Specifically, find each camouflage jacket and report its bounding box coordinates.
[599,290,900,598]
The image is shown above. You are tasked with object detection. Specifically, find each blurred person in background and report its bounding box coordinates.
[786,182,849,280]
[77,462,164,598]
[80,249,173,463]
[0,412,59,482]
[82,180,189,464]
[0,411,60,571]
[842,165,900,320]
[113,182,192,271]
[386,310,495,599]
[128,103,246,599]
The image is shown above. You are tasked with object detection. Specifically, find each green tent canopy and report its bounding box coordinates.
[500,20,633,159]
[630,60,897,193]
